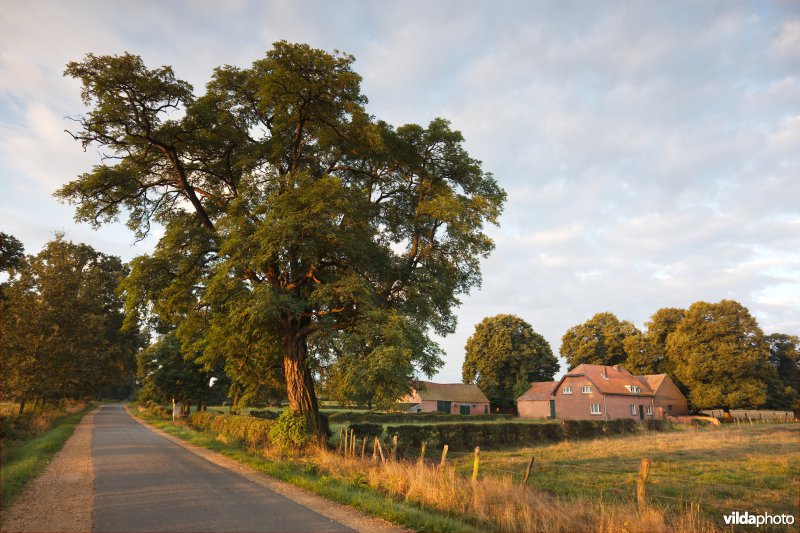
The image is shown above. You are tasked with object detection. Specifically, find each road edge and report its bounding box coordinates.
[125,406,408,533]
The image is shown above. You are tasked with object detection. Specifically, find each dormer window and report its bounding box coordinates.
[625,385,641,393]
[563,386,572,395]
[581,385,592,394]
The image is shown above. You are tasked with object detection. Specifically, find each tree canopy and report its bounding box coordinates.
[463,314,558,404]
[560,312,639,369]
[0,235,143,412]
[59,43,505,439]
[764,333,799,411]
[666,300,771,412]
[623,307,686,376]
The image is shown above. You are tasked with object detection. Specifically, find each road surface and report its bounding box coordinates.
[92,404,351,532]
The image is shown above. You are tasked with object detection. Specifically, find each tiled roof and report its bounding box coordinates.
[415,382,489,403]
[517,381,558,401]
[634,374,667,392]
[566,364,655,396]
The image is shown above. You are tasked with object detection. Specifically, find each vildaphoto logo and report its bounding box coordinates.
[723,511,795,528]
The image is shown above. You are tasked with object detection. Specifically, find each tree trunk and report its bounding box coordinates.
[18,397,26,414]
[283,325,324,444]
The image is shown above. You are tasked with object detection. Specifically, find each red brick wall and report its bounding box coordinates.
[653,379,689,416]
[552,376,656,420]
[518,400,551,419]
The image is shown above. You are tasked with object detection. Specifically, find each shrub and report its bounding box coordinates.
[250,410,280,420]
[347,423,383,439]
[269,409,314,451]
[644,419,669,431]
[190,411,273,450]
[326,411,513,424]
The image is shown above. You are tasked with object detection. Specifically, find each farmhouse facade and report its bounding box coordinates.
[400,382,490,415]
[517,364,688,421]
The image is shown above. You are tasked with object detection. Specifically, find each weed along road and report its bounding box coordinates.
[92,404,352,532]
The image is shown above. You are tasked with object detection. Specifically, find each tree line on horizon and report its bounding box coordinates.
[461,305,799,415]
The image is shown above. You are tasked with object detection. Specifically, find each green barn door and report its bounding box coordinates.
[549,400,556,419]
[460,404,470,415]
[437,400,451,413]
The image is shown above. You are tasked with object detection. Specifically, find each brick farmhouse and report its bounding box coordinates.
[517,364,689,421]
[400,382,490,415]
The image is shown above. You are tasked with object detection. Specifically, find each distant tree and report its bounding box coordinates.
[560,312,639,369]
[624,307,686,376]
[667,300,771,414]
[463,314,558,404]
[0,232,25,347]
[763,333,799,412]
[60,44,505,441]
[136,332,217,413]
[1,235,143,412]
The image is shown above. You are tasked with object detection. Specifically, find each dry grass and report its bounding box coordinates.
[312,449,724,532]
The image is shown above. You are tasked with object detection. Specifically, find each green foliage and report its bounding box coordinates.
[0,232,24,274]
[643,418,669,431]
[667,300,771,410]
[191,410,273,450]
[623,307,686,377]
[385,419,642,453]
[60,43,505,439]
[346,423,383,439]
[560,312,639,369]
[0,236,143,407]
[325,410,513,423]
[764,333,799,411]
[269,408,314,450]
[462,314,558,403]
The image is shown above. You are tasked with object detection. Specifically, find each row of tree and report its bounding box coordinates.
[462,303,798,414]
[0,233,144,413]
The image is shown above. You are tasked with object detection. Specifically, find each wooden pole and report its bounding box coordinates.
[746,412,753,425]
[418,441,427,465]
[338,427,344,454]
[376,438,386,463]
[440,444,449,468]
[392,435,398,461]
[361,436,367,459]
[372,436,378,462]
[472,446,480,481]
[637,458,651,513]
[351,430,356,457]
[343,427,349,455]
[523,456,535,485]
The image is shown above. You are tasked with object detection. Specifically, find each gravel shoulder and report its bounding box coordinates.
[1,406,98,533]
[127,407,408,533]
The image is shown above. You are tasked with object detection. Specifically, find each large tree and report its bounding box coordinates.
[623,307,686,376]
[560,312,639,369]
[59,44,505,440]
[0,232,25,347]
[666,300,771,413]
[463,314,558,404]
[764,333,799,412]
[1,235,142,412]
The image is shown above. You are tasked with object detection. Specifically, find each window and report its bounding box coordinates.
[590,403,601,415]
[581,385,592,394]
[625,385,641,393]
[563,386,572,395]
[645,404,653,415]
[630,404,637,416]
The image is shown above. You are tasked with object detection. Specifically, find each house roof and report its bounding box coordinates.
[517,381,558,401]
[415,382,489,403]
[634,374,667,392]
[564,364,655,396]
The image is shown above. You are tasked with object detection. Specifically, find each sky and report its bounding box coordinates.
[2,0,799,382]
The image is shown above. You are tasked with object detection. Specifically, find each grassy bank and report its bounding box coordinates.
[133,410,479,532]
[0,404,94,510]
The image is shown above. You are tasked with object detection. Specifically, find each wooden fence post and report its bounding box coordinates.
[351,430,356,457]
[472,447,480,481]
[343,427,349,456]
[338,427,344,454]
[637,458,651,513]
[746,412,753,425]
[361,437,367,459]
[440,444,449,468]
[376,438,386,463]
[418,441,427,465]
[372,436,378,462]
[523,456,535,485]
[392,435,398,461]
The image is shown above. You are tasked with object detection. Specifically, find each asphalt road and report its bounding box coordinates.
[92,404,352,532]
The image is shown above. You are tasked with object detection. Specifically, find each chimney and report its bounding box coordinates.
[603,366,608,378]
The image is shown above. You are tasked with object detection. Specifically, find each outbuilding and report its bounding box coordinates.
[400,382,490,415]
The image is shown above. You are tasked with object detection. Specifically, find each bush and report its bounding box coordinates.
[644,419,669,431]
[347,422,383,439]
[269,409,314,451]
[0,413,36,440]
[326,411,513,424]
[250,410,280,420]
[190,411,273,450]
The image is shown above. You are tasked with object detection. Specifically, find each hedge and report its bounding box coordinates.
[191,411,274,450]
[346,423,384,439]
[384,419,645,453]
[326,411,513,424]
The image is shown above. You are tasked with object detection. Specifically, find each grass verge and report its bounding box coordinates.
[133,411,479,532]
[0,404,94,511]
